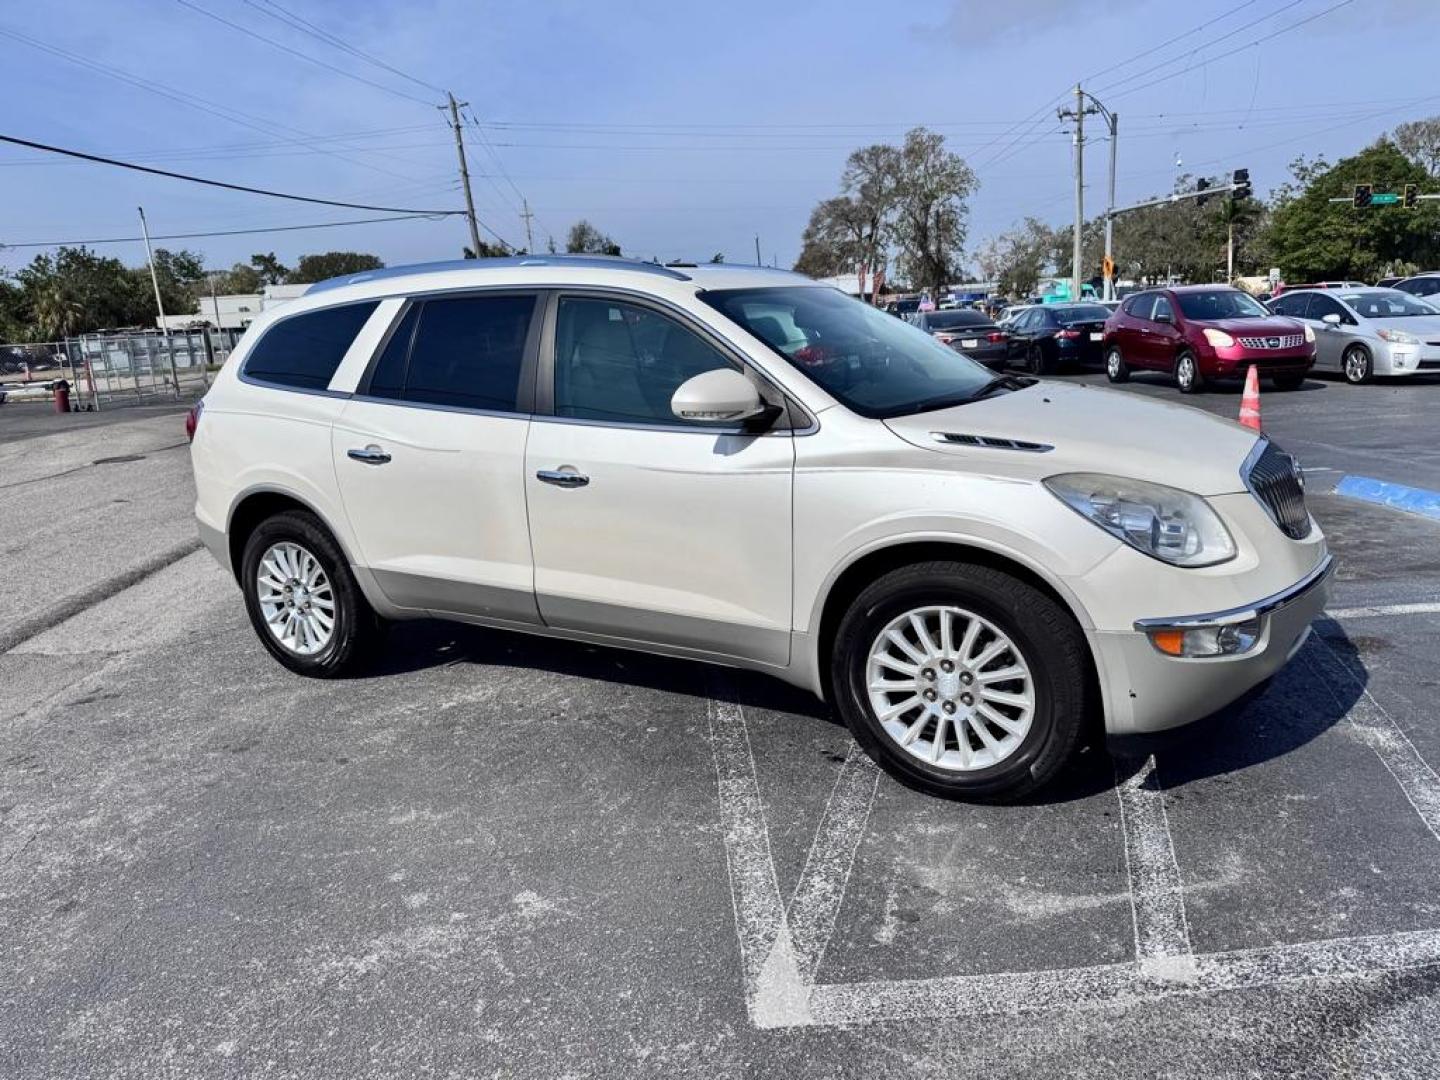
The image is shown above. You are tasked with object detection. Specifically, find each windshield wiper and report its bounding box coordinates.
[970,374,1030,400]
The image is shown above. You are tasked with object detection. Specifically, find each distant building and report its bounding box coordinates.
[155,282,310,331]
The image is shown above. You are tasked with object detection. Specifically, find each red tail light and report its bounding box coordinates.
[1056,328,1082,340]
[185,399,204,443]
[987,331,1007,343]
[935,333,955,344]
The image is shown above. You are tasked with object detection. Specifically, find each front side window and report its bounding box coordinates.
[243,301,379,390]
[553,298,737,425]
[702,286,995,419]
[1306,293,1349,323]
[1270,293,1311,318]
[363,294,535,412]
[1174,289,1269,320]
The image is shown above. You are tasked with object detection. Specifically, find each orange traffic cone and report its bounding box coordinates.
[1239,365,1262,431]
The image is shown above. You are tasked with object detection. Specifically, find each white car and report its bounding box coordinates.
[189,256,1330,800]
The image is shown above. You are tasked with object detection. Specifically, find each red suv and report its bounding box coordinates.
[1103,285,1315,394]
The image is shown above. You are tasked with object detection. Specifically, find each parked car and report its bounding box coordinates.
[1285,281,1368,291]
[1003,303,1111,374]
[1393,273,1440,302]
[191,255,1329,801]
[884,297,922,318]
[1268,287,1440,382]
[906,309,1008,370]
[1103,286,1315,394]
[1375,276,1403,289]
[997,304,1032,329]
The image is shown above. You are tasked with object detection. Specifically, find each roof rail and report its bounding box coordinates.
[307,254,692,293]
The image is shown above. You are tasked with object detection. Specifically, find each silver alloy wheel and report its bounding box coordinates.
[256,541,336,657]
[1106,348,1122,378]
[1343,346,1369,384]
[1177,354,1195,389]
[865,605,1036,773]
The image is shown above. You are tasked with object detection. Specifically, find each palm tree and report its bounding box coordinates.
[30,283,82,341]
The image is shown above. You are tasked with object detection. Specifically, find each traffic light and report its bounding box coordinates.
[1353,183,1373,208]
[1231,168,1251,200]
[1196,177,1212,207]
[1404,183,1419,209]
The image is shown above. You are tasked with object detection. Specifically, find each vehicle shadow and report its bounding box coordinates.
[370,614,1365,806]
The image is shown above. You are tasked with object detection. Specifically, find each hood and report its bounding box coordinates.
[883,381,1259,496]
[1366,315,1440,338]
[1194,315,1302,337]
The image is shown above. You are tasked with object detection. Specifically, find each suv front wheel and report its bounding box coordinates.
[830,562,1090,801]
[240,509,382,677]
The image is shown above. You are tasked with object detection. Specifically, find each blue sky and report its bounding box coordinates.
[3,0,1438,278]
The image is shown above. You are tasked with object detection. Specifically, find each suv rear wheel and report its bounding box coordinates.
[240,509,382,677]
[830,561,1089,801]
[1104,345,1130,383]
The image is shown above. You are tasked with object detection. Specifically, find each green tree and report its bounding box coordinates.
[709,252,725,263]
[974,217,1055,298]
[286,252,384,284]
[1267,140,1440,281]
[138,248,206,319]
[249,252,291,286]
[463,240,510,258]
[211,262,264,295]
[14,247,147,338]
[564,220,621,256]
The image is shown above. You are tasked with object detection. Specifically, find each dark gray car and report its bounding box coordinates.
[905,309,1008,369]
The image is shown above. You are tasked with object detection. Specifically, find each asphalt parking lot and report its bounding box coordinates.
[3,374,1440,1078]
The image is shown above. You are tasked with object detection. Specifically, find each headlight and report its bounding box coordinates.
[1202,328,1235,348]
[1044,473,1237,567]
[1303,323,1316,343]
[1377,328,1418,344]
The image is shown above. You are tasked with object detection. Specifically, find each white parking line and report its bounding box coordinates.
[1115,757,1197,981]
[1304,635,1440,843]
[785,743,881,986]
[706,660,1440,1030]
[1326,602,1440,620]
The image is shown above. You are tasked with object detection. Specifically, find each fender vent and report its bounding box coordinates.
[930,432,1053,453]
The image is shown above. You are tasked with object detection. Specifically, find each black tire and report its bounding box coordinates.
[1104,345,1130,383]
[240,509,382,677]
[1175,349,1204,394]
[1341,344,1373,385]
[829,561,1091,802]
[1272,372,1307,391]
[1027,343,1051,376]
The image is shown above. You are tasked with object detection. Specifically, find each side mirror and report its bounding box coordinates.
[1322,313,1342,326]
[671,368,769,424]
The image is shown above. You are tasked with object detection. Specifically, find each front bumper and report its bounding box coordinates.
[1203,343,1314,377]
[1090,553,1334,735]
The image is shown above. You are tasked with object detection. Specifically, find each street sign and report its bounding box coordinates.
[1370,193,1401,206]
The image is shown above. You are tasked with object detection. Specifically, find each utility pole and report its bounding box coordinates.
[138,206,181,396]
[442,91,483,257]
[1103,109,1118,301]
[754,234,762,265]
[1058,86,1100,304]
[520,198,535,254]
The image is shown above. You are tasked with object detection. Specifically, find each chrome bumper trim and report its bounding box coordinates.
[1132,554,1334,632]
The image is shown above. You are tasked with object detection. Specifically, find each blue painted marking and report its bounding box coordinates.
[1335,475,1440,522]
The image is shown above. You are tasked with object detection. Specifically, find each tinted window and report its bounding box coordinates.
[924,310,989,329]
[1401,277,1440,297]
[1174,289,1269,320]
[365,295,534,412]
[1053,304,1110,322]
[1152,296,1174,322]
[1125,294,1155,320]
[1306,293,1348,322]
[703,286,993,419]
[243,301,378,390]
[554,298,738,425]
[1270,293,1311,318]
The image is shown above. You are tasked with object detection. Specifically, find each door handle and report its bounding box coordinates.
[347,445,391,465]
[536,468,589,488]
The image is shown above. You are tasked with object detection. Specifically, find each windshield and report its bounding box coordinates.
[1175,289,1270,320]
[702,286,997,418]
[1052,304,1111,322]
[1338,290,1439,318]
[925,310,989,329]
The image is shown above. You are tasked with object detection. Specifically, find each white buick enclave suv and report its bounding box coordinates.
[189,257,1331,800]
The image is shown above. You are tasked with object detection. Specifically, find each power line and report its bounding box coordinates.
[0,213,442,250]
[0,24,429,186]
[1079,0,1262,84]
[0,133,467,215]
[242,0,446,95]
[172,0,438,107]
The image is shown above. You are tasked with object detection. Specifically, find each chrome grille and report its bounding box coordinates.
[1244,440,1311,540]
[1236,334,1304,350]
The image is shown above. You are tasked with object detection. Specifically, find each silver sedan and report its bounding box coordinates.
[1268,287,1440,382]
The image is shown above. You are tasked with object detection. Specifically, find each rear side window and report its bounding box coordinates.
[363,294,536,413]
[1152,296,1174,321]
[243,301,379,390]
[1124,293,1155,320]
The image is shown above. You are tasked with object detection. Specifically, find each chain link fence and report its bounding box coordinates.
[0,328,242,409]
